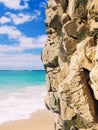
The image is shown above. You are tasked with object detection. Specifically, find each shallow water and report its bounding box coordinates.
[0,70,46,124]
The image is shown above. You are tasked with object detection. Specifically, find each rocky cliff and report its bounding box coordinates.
[42,0,98,130]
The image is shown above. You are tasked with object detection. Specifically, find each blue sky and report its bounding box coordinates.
[0,0,47,70]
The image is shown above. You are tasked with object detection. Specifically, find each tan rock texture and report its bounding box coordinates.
[42,0,98,129]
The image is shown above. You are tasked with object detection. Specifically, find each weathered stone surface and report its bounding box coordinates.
[45,92,60,114]
[59,57,69,75]
[58,69,94,123]
[79,124,98,130]
[63,38,78,55]
[67,0,76,18]
[60,100,76,120]
[42,37,59,66]
[61,13,70,25]
[88,42,98,101]
[60,0,68,11]
[88,0,98,30]
[70,126,78,130]
[90,64,98,100]
[42,0,98,129]
[69,37,95,72]
[63,18,86,38]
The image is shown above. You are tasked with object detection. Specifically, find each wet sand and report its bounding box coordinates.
[0,109,55,130]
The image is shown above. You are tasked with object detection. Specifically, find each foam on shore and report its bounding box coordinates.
[0,109,55,130]
[0,85,46,124]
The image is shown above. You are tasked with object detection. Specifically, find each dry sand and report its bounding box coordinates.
[0,109,55,130]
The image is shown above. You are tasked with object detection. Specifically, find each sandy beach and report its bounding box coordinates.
[0,109,55,130]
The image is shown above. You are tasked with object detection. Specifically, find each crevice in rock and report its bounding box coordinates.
[62,0,68,12]
[70,35,78,40]
[81,68,98,122]
[59,43,68,62]
[94,28,98,45]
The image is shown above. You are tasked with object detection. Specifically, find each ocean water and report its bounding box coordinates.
[0,70,46,124]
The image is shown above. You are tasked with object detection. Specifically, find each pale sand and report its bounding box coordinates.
[0,109,55,130]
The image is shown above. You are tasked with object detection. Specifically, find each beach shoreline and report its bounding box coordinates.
[0,109,55,130]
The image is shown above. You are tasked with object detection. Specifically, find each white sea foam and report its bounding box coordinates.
[0,86,46,124]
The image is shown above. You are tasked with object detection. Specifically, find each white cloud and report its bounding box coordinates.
[6,11,41,25]
[0,34,47,54]
[0,25,47,50]
[0,0,28,10]
[0,53,44,70]
[0,44,23,53]
[0,24,47,70]
[20,35,47,49]
[0,39,45,70]
[0,25,22,39]
[32,35,47,48]
[19,36,34,48]
[10,13,33,25]
[40,1,47,8]
[34,10,41,16]
[0,16,11,24]
[5,10,41,25]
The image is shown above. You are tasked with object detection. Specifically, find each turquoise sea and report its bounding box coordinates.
[0,70,46,124]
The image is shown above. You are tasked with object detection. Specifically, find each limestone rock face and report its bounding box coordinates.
[59,69,94,123]
[88,0,98,30]
[63,18,86,38]
[42,0,98,129]
[90,44,98,100]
